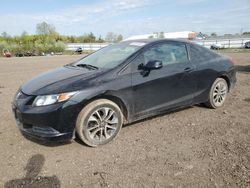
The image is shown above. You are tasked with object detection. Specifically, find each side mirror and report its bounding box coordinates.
[144,60,163,70]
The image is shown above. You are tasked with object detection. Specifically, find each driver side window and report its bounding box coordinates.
[143,42,188,66]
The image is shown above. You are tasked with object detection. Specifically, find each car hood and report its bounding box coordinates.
[21,66,105,95]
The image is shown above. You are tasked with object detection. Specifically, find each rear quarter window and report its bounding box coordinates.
[189,44,220,64]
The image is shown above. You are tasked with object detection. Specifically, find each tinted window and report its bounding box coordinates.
[189,44,220,63]
[143,42,188,66]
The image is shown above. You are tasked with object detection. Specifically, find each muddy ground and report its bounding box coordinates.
[0,53,249,188]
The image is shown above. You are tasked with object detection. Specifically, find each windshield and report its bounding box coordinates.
[74,42,145,69]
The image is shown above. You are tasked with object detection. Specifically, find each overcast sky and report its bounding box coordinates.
[0,0,249,37]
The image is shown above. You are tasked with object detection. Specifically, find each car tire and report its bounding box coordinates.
[76,99,123,147]
[205,78,228,109]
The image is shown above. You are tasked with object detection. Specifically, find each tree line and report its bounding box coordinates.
[0,22,123,56]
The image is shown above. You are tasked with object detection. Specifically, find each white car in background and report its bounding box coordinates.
[210,43,225,50]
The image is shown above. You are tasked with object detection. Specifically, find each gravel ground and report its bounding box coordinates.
[0,53,249,188]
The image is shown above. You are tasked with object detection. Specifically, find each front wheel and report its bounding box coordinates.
[76,99,123,147]
[205,78,228,109]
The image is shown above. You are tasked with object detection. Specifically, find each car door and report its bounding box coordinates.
[131,41,196,118]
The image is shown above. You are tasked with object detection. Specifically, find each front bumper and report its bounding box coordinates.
[12,92,81,142]
[14,116,74,142]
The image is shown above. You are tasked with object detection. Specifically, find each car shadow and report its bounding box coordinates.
[74,105,205,147]
[74,135,92,147]
[4,154,60,188]
[21,105,207,147]
[235,65,250,73]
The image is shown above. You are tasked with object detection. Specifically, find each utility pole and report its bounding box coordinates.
[240,28,243,36]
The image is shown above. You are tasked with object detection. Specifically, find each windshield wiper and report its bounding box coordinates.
[76,64,99,70]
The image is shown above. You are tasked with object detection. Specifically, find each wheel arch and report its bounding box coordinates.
[219,74,231,91]
[79,93,129,123]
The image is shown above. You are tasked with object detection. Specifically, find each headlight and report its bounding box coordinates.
[33,91,78,107]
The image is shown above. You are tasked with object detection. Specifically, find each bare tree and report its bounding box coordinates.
[158,32,165,38]
[1,32,9,38]
[105,32,123,42]
[105,32,116,42]
[36,22,56,35]
[210,32,217,37]
[117,34,123,42]
[21,31,28,36]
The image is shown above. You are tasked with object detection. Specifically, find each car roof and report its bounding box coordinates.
[121,38,190,45]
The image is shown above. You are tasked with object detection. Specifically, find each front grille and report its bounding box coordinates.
[23,123,32,129]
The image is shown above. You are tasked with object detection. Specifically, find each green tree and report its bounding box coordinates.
[0,41,9,53]
[243,32,250,36]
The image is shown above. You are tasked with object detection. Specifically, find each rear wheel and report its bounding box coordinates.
[205,78,228,109]
[76,99,123,147]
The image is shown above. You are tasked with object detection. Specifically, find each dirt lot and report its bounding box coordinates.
[0,53,249,188]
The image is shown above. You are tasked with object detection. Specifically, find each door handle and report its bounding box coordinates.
[184,67,194,73]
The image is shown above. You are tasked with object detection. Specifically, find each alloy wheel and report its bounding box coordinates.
[212,81,228,106]
[86,107,119,143]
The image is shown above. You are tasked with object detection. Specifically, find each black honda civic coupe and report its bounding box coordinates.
[12,39,236,147]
